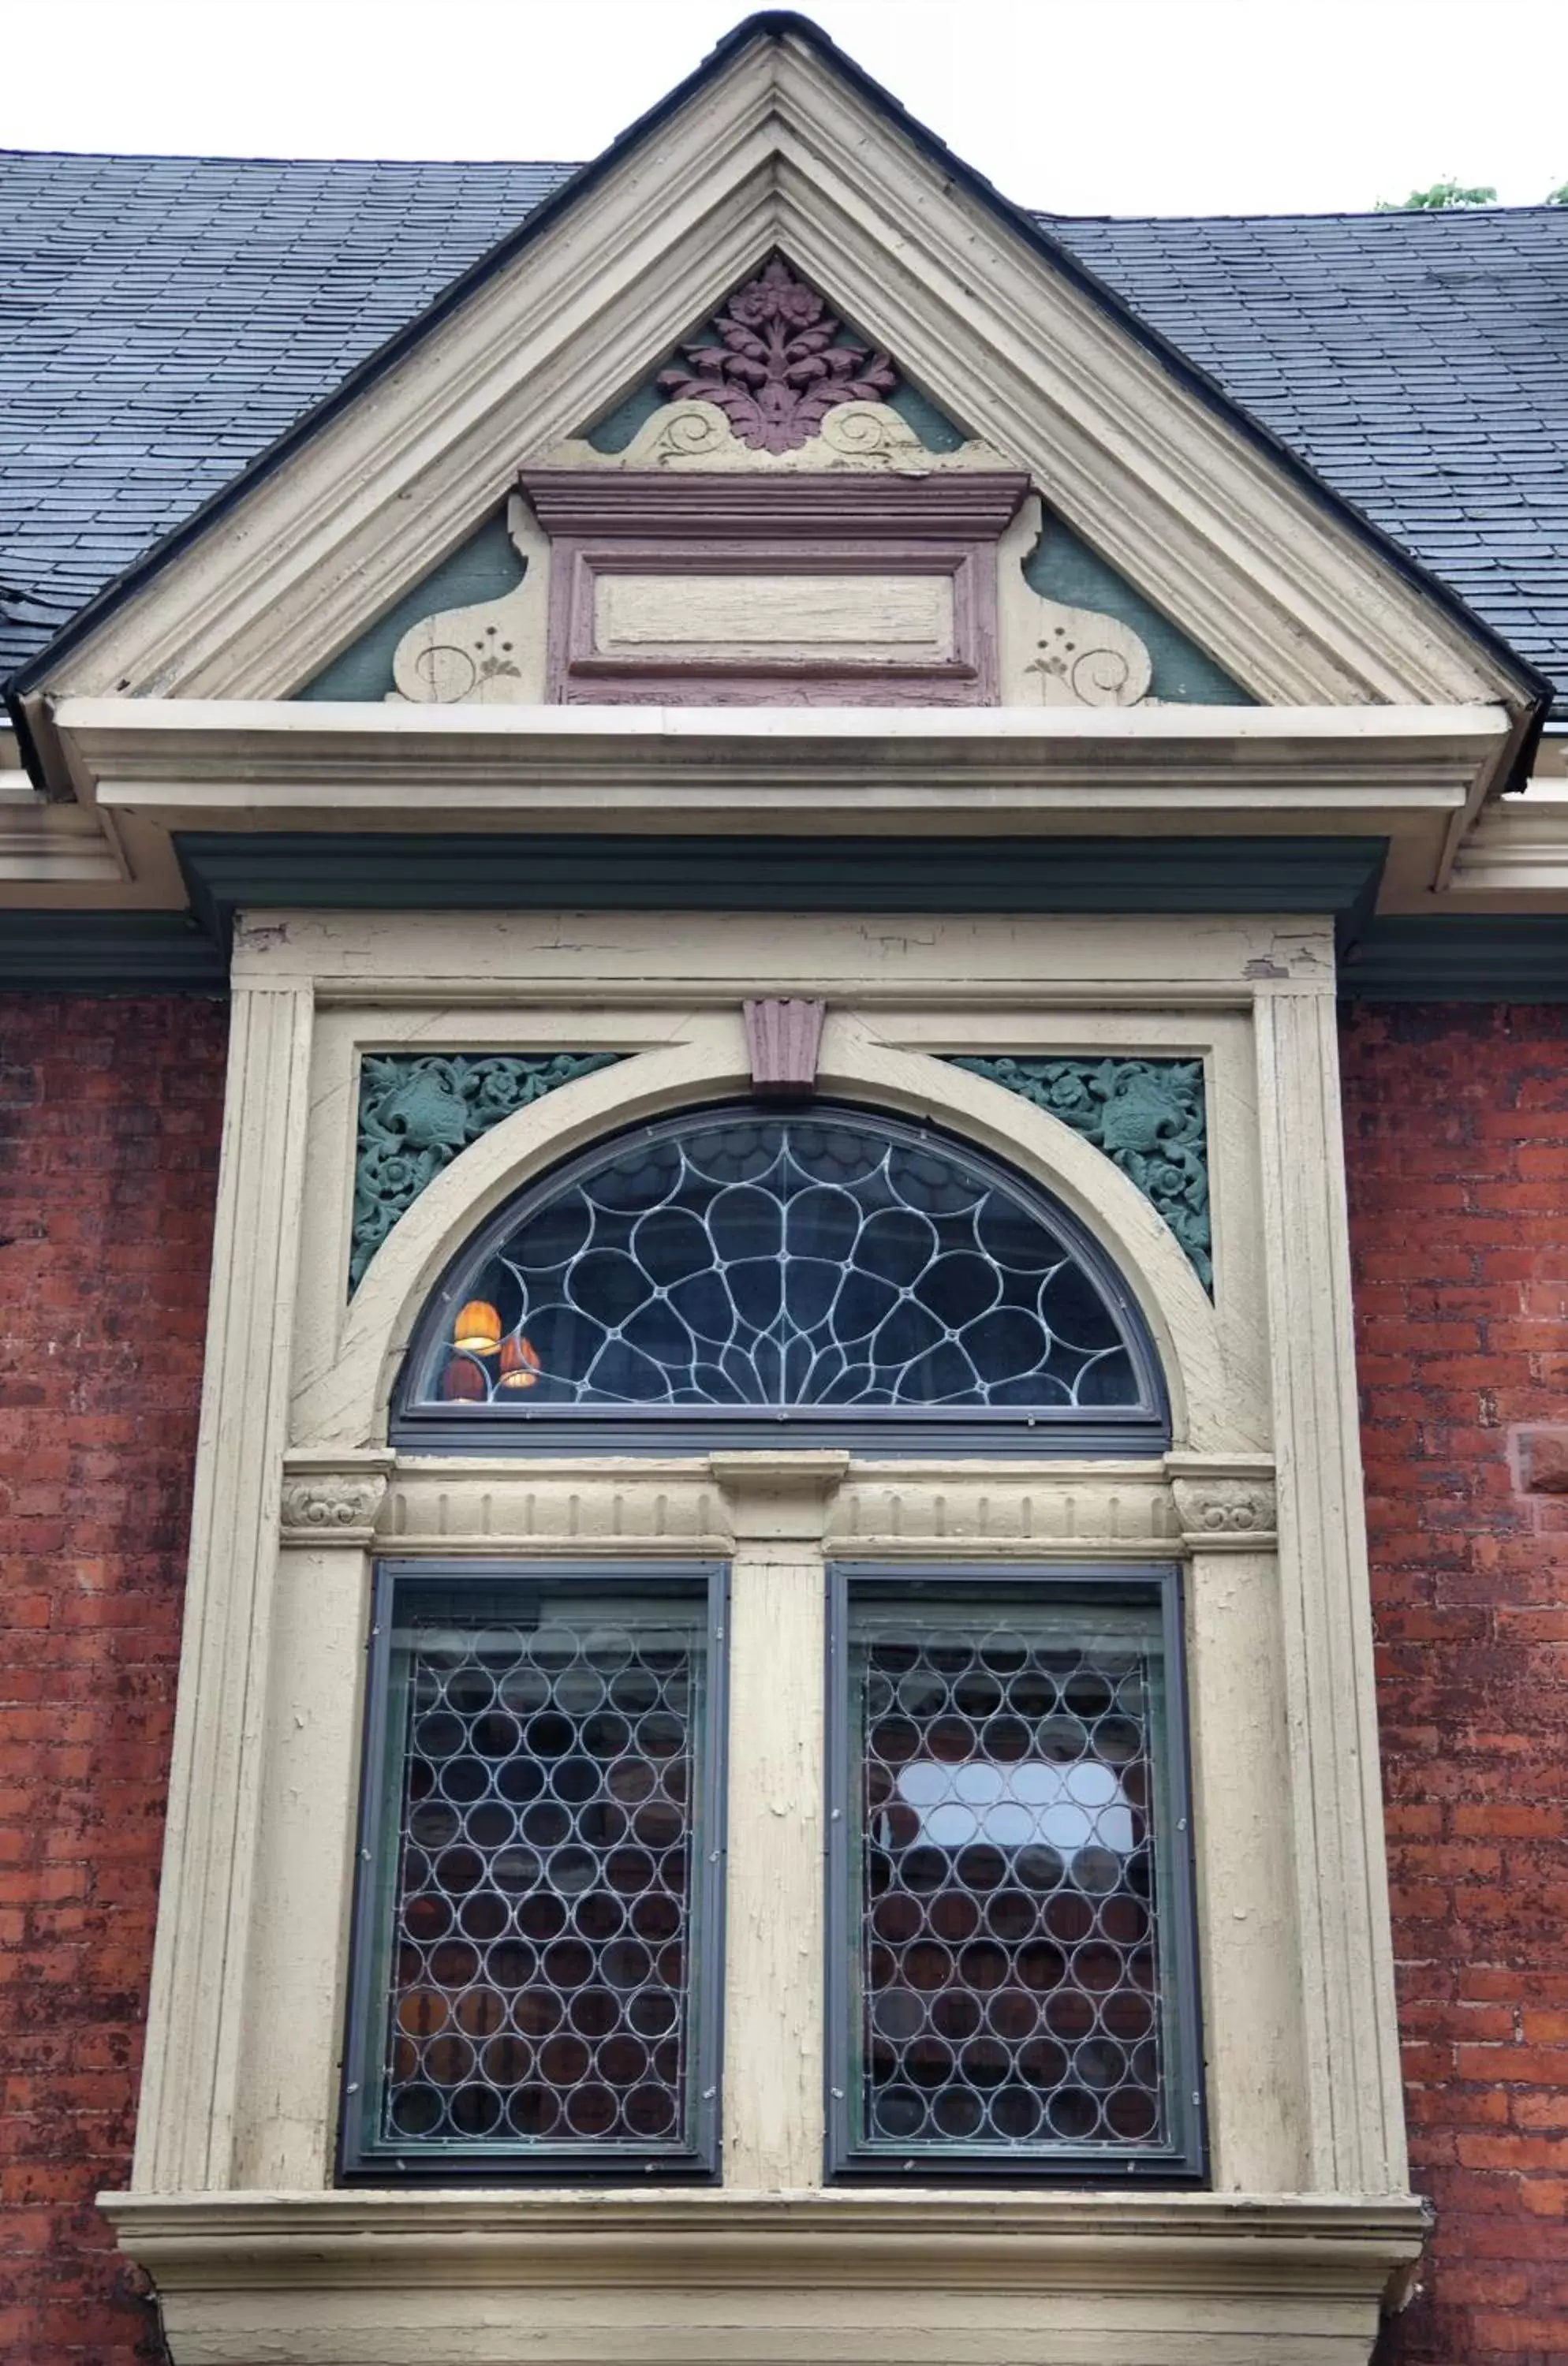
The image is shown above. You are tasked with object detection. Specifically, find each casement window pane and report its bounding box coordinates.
[829,1569,1201,2178]
[342,1565,726,2178]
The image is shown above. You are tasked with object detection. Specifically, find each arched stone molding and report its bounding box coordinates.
[291,1010,1230,1457]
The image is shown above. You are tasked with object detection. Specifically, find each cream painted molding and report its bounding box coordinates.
[100,2189,1428,2366]
[133,984,315,2195]
[278,1452,394,1547]
[1253,981,1407,2194]
[0,789,126,883]
[1446,789,1568,898]
[1170,1473,1279,1547]
[387,491,547,706]
[54,701,1506,878]
[541,396,1010,474]
[36,32,1525,720]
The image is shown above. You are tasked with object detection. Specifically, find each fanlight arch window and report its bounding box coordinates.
[394,1105,1168,1454]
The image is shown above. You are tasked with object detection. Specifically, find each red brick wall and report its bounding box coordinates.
[0,996,226,2366]
[1,989,1560,2362]
[1344,1003,1568,2366]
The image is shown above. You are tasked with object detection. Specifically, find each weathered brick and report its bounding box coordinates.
[1346,1002,1568,2366]
[0,995,224,2366]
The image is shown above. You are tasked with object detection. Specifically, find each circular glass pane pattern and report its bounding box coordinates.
[378,1592,704,2156]
[850,1593,1170,2155]
[409,1110,1149,1418]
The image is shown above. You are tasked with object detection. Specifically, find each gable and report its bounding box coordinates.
[294,255,1251,715]
[14,17,1533,722]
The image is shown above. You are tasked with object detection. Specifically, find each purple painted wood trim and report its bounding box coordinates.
[521,469,1029,539]
[518,471,1026,708]
[744,998,827,1095]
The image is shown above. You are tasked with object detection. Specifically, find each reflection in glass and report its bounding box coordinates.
[848,1588,1175,2155]
[370,1584,708,2158]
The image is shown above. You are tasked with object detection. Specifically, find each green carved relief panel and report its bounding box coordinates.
[352,1051,622,1292]
[948,1056,1211,1289]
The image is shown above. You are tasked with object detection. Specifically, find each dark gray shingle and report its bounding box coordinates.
[1,152,1563,706]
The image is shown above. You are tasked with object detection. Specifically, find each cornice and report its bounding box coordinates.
[102,2183,1429,2295]
[1341,914,1568,1000]
[0,909,228,993]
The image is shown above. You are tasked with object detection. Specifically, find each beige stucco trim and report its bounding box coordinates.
[99,2188,1428,2365]
[37,32,1521,716]
[55,693,1505,846]
[123,905,1412,2357]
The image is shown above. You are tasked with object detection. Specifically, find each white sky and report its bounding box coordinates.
[1,0,1565,217]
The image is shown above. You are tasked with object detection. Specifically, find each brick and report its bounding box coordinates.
[1343,1002,1568,2365]
[0,995,224,2366]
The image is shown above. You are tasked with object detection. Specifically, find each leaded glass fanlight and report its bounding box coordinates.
[394,1105,1168,1454]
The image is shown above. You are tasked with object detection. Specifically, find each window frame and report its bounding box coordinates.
[338,1556,730,2185]
[823,1558,1205,2185]
[388,1100,1171,1461]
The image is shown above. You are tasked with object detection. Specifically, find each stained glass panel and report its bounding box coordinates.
[405,1109,1157,1428]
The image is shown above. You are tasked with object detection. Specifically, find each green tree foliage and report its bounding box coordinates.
[1376,179,1498,211]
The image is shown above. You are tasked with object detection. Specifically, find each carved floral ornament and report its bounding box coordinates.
[386,256,1157,714]
[655,255,898,453]
[949,1056,1211,1289]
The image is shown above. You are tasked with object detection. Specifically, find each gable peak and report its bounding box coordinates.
[655,252,897,454]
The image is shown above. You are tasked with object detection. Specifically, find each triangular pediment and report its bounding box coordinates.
[27,14,1533,718]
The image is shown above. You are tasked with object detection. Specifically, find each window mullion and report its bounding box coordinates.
[720,1544,828,2187]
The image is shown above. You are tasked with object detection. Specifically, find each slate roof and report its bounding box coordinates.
[1,149,1565,708]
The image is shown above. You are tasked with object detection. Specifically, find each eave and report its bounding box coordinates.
[51,699,1506,871]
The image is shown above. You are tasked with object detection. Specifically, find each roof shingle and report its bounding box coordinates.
[1,151,1563,704]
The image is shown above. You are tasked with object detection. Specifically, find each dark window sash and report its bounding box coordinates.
[824,1560,1205,2184]
[339,1558,729,2183]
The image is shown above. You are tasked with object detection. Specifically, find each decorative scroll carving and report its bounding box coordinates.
[743,997,826,1095]
[655,256,897,453]
[352,1050,622,1291]
[389,493,549,706]
[279,1460,391,1546]
[544,397,1012,476]
[949,1055,1211,1289]
[999,495,1152,707]
[1171,1476,1278,1544]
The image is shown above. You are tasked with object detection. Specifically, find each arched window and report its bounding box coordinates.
[346,1103,1197,2185]
[394,1104,1168,1454]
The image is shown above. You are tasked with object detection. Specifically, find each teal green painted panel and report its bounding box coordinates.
[586,381,670,453]
[1025,513,1251,705]
[297,513,525,701]
[948,1054,1211,1290]
[353,1050,622,1291]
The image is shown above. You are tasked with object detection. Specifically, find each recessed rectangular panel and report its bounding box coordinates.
[593,571,955,663]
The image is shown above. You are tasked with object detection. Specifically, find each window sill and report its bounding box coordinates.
[102,2185,1428,2365]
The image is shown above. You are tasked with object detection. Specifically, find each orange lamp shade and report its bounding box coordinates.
[440,1358,487,1402]
[452,1300,502,1356]
[498,1334,543,1390]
